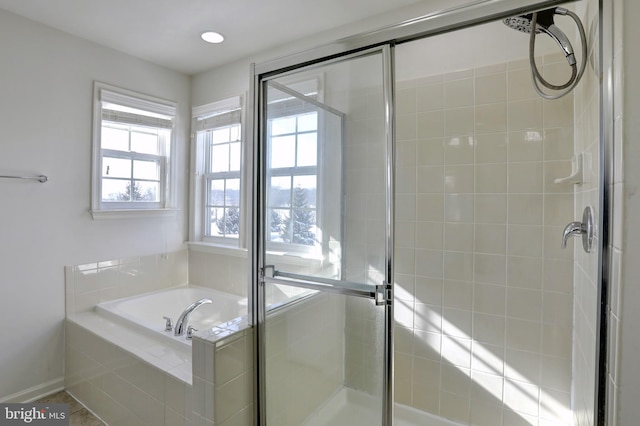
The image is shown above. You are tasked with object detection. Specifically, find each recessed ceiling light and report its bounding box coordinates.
[201,31,224,44]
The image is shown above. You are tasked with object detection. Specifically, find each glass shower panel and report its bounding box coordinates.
[260,49,390,425]
[263,51,388,288]
[264,80,345,281]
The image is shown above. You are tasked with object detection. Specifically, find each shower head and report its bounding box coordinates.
[503,15,542,34]
[503,7,587,99]
[503,8,556,34]
[503,7,576,65]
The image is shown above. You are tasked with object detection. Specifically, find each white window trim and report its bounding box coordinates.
[90,82,178,220]
[189,95,246,248]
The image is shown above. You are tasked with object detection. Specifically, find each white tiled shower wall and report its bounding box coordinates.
[392,53,576,425]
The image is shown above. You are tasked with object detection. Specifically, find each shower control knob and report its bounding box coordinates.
[561,206,594,253]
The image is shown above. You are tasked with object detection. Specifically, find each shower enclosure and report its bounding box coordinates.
[250,0,608,425]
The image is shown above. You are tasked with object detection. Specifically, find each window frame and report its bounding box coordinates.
[202,123,242,242]
[90,82,177,219]
[265,109,320,256]
[190,96,245,248]
[263,73,340,261]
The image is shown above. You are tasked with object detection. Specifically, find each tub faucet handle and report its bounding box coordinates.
[162,316,173,332]
[186,326,197,340]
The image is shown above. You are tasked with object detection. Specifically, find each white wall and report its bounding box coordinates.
[0,9,190,401]
[190,0,472,106]
[616,0,640,424]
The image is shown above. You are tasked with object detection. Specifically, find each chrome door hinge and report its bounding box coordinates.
[375,282,393,306]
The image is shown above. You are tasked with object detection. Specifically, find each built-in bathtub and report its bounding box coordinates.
[65,280,256,424]
[95,285,247,348]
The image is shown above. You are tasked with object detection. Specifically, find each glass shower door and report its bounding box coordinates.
[256,46,394,425]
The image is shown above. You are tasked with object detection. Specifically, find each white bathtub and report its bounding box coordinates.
[95,285,247,348]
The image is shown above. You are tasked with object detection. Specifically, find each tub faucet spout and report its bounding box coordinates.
[174,298,212,336]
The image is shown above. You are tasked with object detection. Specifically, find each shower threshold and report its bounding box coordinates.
[302,387,463,426]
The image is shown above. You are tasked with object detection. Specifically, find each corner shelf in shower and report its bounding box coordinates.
[554,152,584,185]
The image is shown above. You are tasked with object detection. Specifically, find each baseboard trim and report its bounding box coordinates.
[0,377,65,403]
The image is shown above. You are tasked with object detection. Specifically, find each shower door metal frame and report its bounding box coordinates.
[597,0,614,424]
[252,44,396,426]
[249,0,610,424]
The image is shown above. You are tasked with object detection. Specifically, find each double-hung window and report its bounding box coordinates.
[91,83,176,218]
[267,111,318,249]
[192,97,243,246]
[265,79,322,256]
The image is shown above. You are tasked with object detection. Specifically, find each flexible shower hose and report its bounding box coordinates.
[529,9,588,100]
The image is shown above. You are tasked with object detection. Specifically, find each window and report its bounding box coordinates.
[267,111,318,248]
[91,83,176,218]
[263,76,328,258]
[192,97,243,246]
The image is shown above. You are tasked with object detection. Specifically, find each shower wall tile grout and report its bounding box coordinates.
[394,48,576,425]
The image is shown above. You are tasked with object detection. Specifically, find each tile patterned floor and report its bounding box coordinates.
[36,391,105,426]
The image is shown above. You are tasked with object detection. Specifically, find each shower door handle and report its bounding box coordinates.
[561,206,594,253]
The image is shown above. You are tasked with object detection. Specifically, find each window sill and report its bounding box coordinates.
[90,208,179,220]
[265,250,324,266]
[186,242,324,266]
[187,241,248,258]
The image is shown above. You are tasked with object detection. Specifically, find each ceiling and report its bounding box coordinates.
[0,0,445,75]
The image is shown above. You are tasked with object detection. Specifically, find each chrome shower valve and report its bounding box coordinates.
[561,206,595,253]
